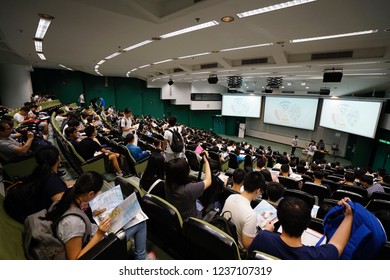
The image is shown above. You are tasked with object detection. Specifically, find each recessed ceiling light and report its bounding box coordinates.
[290,29,378,43]
[160,20,219,39]
[221,16,234,22]
[237,0,317,18]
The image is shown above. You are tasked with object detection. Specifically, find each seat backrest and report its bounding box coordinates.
[340,185,368,201]
[366,199,390,213]
[370,191,390,202]
[185,150,201,171]
[183,217,240,260]
[301,182,331,205]
[321,179,341,193]
[78,231,128,260]
[283,188,315,209]
[278,176,300,190]
[308,217,324,234]
[331,189,365,205]
[141,194,187,259]
[114,176,145,199]
[326,174,344,182]
[316,198,339,219]
[249,250,280,260]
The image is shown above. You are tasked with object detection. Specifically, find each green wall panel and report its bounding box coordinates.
[141,88,164,118]
[84,76,115,108]
[189,110,220,130]
[31,69,83,104]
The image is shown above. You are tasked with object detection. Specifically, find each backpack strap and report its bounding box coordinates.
[53,207,92,244]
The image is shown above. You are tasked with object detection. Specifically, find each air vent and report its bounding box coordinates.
[311,51,353,60]
[242,57,268,65]
[200,63,218,69]
[173,68,184,73]
[282,90,295,94]
[307,91,320,94]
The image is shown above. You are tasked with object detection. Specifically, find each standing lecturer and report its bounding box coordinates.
[291,135,298,156]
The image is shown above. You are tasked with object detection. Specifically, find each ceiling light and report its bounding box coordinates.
[301,82,306,86]
[105,52,121,60]
[178,52,210,59]
[34,39,43,52]
[59,64,73,71]
[160,20,219,39]
[37,52,46,60]
[154,59,173,65]
[123,40,153,51]
[138,64,150,69]
[289,29,378,43]
[97,60,106,65]
[35,14,55,39]
[237,0,317,18]
[221,16,234,22]
[221,43,273,52]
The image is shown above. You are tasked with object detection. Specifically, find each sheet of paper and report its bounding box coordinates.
[254,200,278,229]
[89,185,123,225]
[89,186,147,234]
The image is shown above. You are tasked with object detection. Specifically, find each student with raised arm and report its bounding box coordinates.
[249,197,353,259]
[165,151,212,220]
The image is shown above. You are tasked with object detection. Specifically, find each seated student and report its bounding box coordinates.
[78,125,123,176]
[266,182,285,205]
[249,197,353,259]
[229,168,245,193]
[45,171,148,260]
[64,126,81,149]
[0,119,34,159]
[165,151,212,220]
[339,172,356,186]
[125,133,150,162]
[313,170,331,192]
[360,174,385,198]
[139,152,166,198]
[33,146,72,210]
[222,171,273,250]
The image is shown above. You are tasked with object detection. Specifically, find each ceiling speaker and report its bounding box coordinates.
[208,75,218,84]
[320,88,330,95]
[168,79,174,85]
[323,72,343,82]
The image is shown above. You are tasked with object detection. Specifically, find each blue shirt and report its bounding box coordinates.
[249,230,339,260]
[126,143,149,162]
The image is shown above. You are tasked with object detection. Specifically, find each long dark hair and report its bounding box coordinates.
[140,152,165,184]
[28,145,60,195]
[46,171,103,222]
[165,158,191,191]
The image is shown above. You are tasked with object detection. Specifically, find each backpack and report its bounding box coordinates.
[320,201,387,259]
[117,118,127,134]
[4,180,40,224]
[168,128,184,153]
[24,207,92,260]
[205,210,239,244]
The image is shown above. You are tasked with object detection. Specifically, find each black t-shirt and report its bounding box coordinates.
[78,138,102,160]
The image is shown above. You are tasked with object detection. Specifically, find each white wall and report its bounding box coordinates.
[0,64,33,108]
[191,81,227,93]
[190,101,221,110]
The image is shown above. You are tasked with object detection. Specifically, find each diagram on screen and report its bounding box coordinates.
[331,104,359,129]
[274,101,301,125]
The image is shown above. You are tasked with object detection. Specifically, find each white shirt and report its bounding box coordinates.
[163,125,182,154]
[222,194,257,249]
